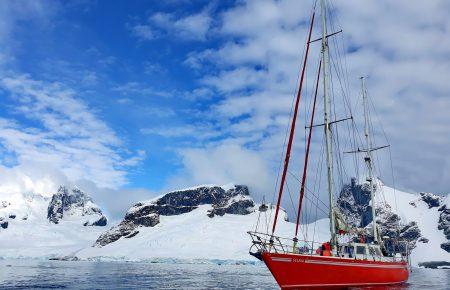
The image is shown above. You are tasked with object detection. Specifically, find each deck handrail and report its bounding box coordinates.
[248,231,410,261]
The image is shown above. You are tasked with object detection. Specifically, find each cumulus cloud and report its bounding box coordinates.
[0,74,144,191]
[167,144,273,198]
[131,9,213,42]
[150,10,212,40]
[174,0,450,199]
[130,24,155,40]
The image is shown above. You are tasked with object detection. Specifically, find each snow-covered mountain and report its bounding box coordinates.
[336,178,450,264]
[74,184,322,262]
[47,186,107,226]
[0,186,107,259]
[73,182,449,265]
[1,181,449,266]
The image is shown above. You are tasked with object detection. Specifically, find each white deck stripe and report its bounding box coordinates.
[271,258,292,262]
[304,259,407,269]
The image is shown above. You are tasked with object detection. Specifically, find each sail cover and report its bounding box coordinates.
[334,208,351,233]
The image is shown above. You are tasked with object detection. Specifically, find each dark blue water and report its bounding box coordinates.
[0,260,448,289]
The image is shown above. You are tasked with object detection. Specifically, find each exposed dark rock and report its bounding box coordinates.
[259,204,268,212]
[437,203,450,249]
[337,178,422,249]
[440,242,450,253]
[0,220,8,229]
[418,237,429,243]
[207,199,254,218]
[125,231,139,239]
[47,186,107,226]
[83,216,108,227]
[399,222,421,244]
[8,214,16,219]
[419,261,450,269]
[336,178,373,228]
[419,192,442,209]
[95,212,160,247]
[94,185,255,247]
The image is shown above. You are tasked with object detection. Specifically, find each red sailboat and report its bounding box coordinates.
[248,0,410,288]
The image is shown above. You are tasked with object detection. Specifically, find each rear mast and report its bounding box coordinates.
[320,0,336,248]
[361,77,378,244]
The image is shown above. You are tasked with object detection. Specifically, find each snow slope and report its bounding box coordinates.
[377,183,450,264]
[74,182,449,265]
[75,204,330,262]
[0,189,106,259]
[1,182,448,266]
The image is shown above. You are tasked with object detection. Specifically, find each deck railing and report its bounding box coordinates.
[248,231,323,256]
[248,231,410,263]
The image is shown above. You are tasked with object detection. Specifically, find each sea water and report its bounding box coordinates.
[0,259,448,289]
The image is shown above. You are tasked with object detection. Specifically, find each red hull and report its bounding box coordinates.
[262,252,409,289]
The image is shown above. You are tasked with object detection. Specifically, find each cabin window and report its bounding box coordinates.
[356,246,366,255]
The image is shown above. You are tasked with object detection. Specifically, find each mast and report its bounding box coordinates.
[294,60,321,239]
[271,8,316,235]
[320,0,336,246]
[361,77,378,243]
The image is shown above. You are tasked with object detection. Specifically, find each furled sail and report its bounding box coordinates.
[334,208,351,233]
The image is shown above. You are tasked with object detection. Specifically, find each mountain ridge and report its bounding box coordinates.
[0,181,449,266]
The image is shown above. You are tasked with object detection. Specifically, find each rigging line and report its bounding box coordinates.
[330,47,353,123]
[299,108,326,242]
[329,0,352,101]
[287,170,330,211]
[306,129,326,239]
[266,66,304,235]
[327,0,350,97]
[271,7,316,235]
[286,181,308,241]
[266,2,318,234]
[388,146,400,232]
[295,59,322,238]
[302,191,330,217]
[328,4,358,185]
[254,196,264,232]
[285,181,298,220]
[328,59,346,193]
[366,91,390,206]
[312,135,325,245]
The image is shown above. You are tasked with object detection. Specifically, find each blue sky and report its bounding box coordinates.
[0,0,449,219]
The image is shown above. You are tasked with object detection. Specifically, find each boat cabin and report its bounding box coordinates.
[337,243,384,261]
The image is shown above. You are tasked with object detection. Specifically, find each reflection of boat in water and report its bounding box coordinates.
[248,0,410,288]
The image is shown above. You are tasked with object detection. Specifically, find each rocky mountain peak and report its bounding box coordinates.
[47,186,107,226]
[419,192,442,209]
[337,177,375,228]
[337,178,421,249]
[94,184,255,247]
[438,199,450,253]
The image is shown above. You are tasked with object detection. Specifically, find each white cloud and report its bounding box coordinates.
[150,10,212,40]
[167,144,273,197]
[130,24,155,40]
[174,0,450,200]
[141,123,221,141]
[112,81,173,98]
[201,67,268,93]
[131,9,213,42]
[0,74,144,190]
